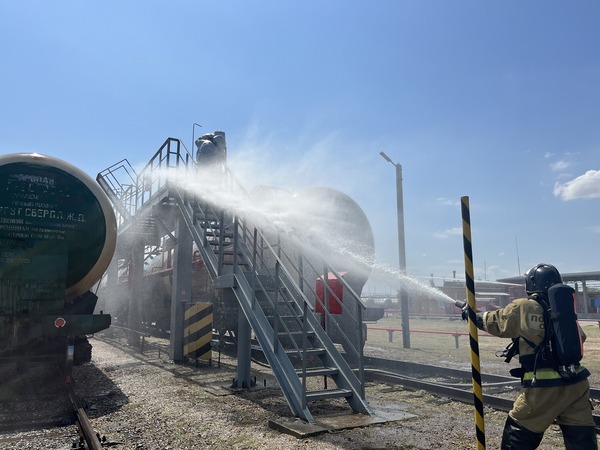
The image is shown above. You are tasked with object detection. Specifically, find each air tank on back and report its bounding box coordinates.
[0,153,117,363]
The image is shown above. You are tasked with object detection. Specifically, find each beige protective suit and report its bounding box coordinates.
[481,297,594,433]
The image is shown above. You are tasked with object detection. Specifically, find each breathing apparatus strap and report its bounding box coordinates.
[498,338,520,363]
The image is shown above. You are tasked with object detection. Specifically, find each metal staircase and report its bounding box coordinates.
[97,137,372,423]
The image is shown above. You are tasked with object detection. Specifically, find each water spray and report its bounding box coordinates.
[153,165,455,306]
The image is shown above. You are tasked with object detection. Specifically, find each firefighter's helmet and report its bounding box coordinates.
[525,263,563,294]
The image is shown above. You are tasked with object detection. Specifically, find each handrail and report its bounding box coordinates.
[223,198,366,373]
[173,171,366,375]
[96,159,137,226]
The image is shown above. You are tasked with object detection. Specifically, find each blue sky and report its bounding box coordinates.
[2,2,600,289]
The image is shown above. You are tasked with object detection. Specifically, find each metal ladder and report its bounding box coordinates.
[97,138,372,423]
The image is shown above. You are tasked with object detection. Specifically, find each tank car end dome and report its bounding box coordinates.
[0,152,117,300]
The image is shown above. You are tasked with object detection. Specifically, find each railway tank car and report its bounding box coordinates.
[0,153,117,365]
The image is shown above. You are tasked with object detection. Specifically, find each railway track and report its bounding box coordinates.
[101,329,600,432]
[65,381,108,450]
[364,356,600,429]
[0,360,107,449]
[210,334,600,415]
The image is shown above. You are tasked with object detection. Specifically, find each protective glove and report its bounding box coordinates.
[475,313,485,331]
[464,309,485,330]
[456,300,485,330]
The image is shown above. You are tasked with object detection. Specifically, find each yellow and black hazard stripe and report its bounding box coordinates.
[183,303,213,361]
[461,196,486,450]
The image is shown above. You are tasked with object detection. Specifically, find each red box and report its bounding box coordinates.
[316,272,346,315]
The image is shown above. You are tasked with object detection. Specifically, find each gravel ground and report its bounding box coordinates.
[0,319,600,450]
[1,320,599,449]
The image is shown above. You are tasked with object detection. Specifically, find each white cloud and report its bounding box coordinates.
[433,227,462,239]
[436,197,459,206]
[550,160,570,171]
[591,225,600,234]
[554,170,600,200]
[544,152,553,159]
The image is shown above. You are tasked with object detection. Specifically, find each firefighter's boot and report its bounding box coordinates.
[560,424,598,450]
[501,416,544,450]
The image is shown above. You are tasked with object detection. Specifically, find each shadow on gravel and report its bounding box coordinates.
[93,334,325,420]
[72,361,129,419]
[0,359,128,432]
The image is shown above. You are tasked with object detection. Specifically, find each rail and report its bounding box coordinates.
[364,357,600,430]
[66,382,105,450]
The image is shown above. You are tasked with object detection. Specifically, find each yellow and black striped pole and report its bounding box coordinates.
[461,196,486,450]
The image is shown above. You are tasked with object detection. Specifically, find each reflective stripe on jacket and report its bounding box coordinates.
[521,366,590,387]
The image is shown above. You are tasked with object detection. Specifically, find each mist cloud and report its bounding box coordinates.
[554,170,600,200]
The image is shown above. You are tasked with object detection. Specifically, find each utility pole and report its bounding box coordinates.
[379,151,410,348]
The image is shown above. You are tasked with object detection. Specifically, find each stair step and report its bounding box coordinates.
[267,317,305,328]
[200,228,227,235]
[196,216,221,222]
[306,388,352,402]
[266,314,302,320]
[203,237,234,243]
[221,250,242,256]
[259,302,297,312]
[197,222,222,228]
[277,330,316,339]
[296,367,339,377]
[277,330,316,342]
[221,261,251,267]
[285,347,325,356]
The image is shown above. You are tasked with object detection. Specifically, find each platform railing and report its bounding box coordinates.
[96,159,137,226]
[97,138,197,226]
[135,138,195,211]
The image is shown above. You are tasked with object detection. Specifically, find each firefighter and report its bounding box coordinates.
[468,263,597,449]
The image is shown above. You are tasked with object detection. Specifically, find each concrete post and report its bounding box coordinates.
[380,151,410,348]
[170,214,193,362]
[127,240,144,346]
[582,280,589,314]
[234,306,252,388]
